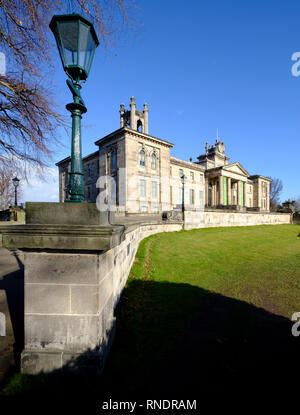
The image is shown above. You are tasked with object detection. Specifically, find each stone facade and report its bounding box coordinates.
[57,97,271,214]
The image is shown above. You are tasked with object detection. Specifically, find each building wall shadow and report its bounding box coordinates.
[0,249,24,371]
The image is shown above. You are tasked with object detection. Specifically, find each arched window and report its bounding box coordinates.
[151,153,157,170]
[111,149,117,170]
[140,150,145,167]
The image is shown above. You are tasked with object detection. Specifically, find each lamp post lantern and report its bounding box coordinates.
[49,13,99,202]
[12,176,20,207]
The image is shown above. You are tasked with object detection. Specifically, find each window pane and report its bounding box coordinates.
[152,181,157,199]
[140,150,145,166]
[85,29,96,74]
[140,179,146,197]
[199,190,203,207]
[151,154,156,170]
[190,189,194,204]
[78,21,89,68]
[111,150,117,170]
[58,20,78,66]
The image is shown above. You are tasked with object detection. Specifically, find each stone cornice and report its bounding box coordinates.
[124,128,174,148]
[170,157,205,171]
[0,224,125,251]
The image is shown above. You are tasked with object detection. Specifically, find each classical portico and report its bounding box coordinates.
[205,164,249,209]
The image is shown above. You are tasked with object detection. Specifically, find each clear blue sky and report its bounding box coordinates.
[43,0,300,203]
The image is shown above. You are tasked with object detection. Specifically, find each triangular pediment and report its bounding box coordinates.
[223,162,249,176]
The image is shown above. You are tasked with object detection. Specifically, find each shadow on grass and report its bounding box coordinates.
[1,279,299,411]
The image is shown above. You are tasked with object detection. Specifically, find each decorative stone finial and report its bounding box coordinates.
[205,142,209,154]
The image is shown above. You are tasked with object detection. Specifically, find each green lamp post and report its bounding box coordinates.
[50,13,99,202]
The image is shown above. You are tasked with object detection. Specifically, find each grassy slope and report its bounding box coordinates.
[1,225,299,404]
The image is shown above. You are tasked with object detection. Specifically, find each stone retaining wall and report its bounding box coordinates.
[184,210,291,230]
[20,222,182,374]
[0,205,292,375]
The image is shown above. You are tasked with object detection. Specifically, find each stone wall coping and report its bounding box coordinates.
[204,208,291,216]
[0,224,126,252]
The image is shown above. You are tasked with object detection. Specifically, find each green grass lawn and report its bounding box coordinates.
[1,224,299,407]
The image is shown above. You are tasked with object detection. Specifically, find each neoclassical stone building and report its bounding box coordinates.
[57,97,271,213]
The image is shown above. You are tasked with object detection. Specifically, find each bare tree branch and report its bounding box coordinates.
[268,177,283,212]
[0,0,138,169]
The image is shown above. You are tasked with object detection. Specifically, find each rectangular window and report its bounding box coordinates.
[179,168,183,178]
[170,166,172,176]
[87,164,91,177]
[140,179,146,198]
[200,174,204,184]
[249,197,252,207]
[179,187,183,204]
[152,181,157,199]
[190,172,194,181]
[141,206,148,213]
[153,206,159,213]
[170,186,173,204]
[263,198,266,208]
[199,190,204,207]
[189,189,194,205]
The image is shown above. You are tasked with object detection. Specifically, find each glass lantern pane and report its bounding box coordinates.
[57,20,79,66]
[53,25,65,65]
[85,30,96,75]
[78,21,89,68]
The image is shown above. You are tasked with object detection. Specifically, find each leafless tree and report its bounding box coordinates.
[0,157,23,209]
[0,0,137,168]
[269,177,283,212]
[295,196,300,211]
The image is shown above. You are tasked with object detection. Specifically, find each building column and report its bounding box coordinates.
[143,103,149,134]
[243,182,246,207]
[119,103,125,128]
[213,180,217,206]
[130,96,136,130]
[219,175,223,205]
[227,177,231,205]
[237,180,240,206]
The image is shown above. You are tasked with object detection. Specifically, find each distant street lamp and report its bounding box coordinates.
[12,176,20,207]
[50,13,99,202]
[181,174,186,220]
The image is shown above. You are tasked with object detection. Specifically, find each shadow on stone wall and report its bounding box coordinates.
[1,279,298,412]
[0,249,24,374]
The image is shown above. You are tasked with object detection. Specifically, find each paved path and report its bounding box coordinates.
[0,247,24,384]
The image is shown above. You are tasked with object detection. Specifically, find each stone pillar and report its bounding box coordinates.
[219,175,223,205]
[1,202,122,375]
[119,103,125,128]
[143,103,149,134]
[227,177,232,205]
[237,180,240,207]
[130,96,136,130]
